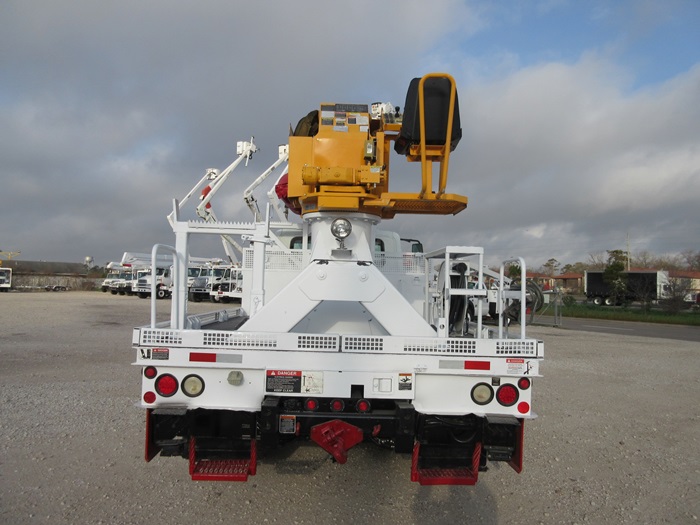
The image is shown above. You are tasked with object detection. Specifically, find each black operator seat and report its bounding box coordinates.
[394,76,462,155]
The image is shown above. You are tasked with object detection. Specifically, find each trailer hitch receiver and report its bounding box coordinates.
[310,419,364,464]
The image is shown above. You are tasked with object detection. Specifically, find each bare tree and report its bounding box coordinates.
[588,252,607,270]
[660,277,693,314]
[632,250,655,269]
[680,249,700,271]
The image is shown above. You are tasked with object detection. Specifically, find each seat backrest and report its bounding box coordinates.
[395,77,462,155]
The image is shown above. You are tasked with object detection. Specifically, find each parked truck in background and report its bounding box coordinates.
[102,263,127,292]
[189,264,229,302]
[585,270,669,305]
[0,267,11,292]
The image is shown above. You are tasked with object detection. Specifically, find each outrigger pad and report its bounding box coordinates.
[395,76,462,156]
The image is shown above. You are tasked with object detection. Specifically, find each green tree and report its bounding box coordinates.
[604,250,628,305]
[540,258,560,276]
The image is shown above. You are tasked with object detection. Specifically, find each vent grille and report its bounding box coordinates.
[403,339,477,354]
[297,335,338,350]
[243,249,303,271]
[495,341,537,355]
[203,332,278,348]
[141,330,182,345]
[373,254,424,274]
[343,336,384,352]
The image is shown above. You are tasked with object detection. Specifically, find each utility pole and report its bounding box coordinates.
[626,232,631,271]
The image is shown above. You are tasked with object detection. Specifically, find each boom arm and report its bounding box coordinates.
[243,145,289,221]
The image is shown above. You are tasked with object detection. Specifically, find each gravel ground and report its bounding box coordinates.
[0,291,698,525]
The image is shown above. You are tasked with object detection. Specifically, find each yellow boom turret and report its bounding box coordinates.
[286,73,467,219]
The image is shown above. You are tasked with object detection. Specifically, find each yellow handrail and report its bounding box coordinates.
[417,73,457,198]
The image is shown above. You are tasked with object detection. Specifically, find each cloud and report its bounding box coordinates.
[0,1,698,270]
[398,57,700,266]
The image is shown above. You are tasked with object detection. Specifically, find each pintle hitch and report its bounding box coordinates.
[310,419,364,464]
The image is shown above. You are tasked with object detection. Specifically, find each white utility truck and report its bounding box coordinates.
[101,263,127,292]
[132,74,543,485]
[0,267,11,291]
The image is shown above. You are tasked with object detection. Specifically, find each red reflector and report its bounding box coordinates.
[304,398,318,411]
[518,377,531,390]
[144,366,157,379]
[330,399,345,412]
[190,352,216,362]
[143,391,156,404]
[517,401,530,414]
[356,399,371,413]
[464,360,490,371]
[155,374,178,397]
[496,384,519,407]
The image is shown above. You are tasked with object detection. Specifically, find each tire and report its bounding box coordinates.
[110,289,118,295]
[137,292,148,299]
[604,297,614,306]
[592,296,603,306]
[156,288,167,300]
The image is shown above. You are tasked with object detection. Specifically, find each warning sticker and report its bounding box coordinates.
[152,348,169,360]
[279,415,296,434]
[506,358,525,375]
[266,370,302,393]
[398,373,413,391]
[301,372,323,394]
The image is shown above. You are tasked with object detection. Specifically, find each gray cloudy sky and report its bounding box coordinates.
[1,0,699,268]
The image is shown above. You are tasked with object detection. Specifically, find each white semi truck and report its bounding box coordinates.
[132,74,543,485]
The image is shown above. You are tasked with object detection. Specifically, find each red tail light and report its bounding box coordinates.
[304,398,319,411]
[155,374,178,397]
[330,399,345,412]
[143,391,156,404]
[496,384,519,407]
[518,377,531,390]
[144,366,157,379]
[355,399,371,413]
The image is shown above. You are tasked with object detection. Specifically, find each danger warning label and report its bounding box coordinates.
[266,370,302,393]
[506,358,526,375]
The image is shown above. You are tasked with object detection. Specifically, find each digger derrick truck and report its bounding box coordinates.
[133,73,543,485]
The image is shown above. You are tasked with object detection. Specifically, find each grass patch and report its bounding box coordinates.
[556,304,700,326]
